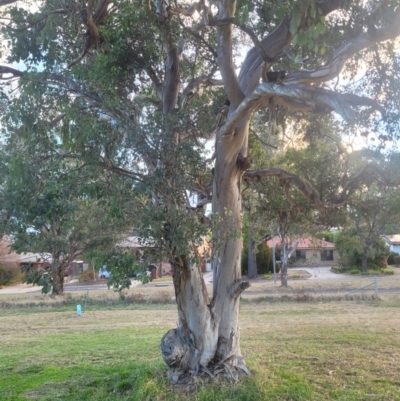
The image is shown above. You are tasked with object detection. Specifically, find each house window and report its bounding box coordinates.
[296,250,306,261]
[321,250,334,261]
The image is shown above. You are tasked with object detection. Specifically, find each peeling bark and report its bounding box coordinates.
[161,257,218,380]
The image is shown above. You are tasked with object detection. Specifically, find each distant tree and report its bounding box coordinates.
[247,122,349,286]
[1,153,126,294]
[340,150,400,272]
[241,239,273,277]
[335,229,390,270]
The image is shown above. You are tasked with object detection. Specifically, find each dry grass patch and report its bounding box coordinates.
[248,273,400,293]
[1,298,400,400]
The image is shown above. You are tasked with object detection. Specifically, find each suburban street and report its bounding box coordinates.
[1,268,400,295]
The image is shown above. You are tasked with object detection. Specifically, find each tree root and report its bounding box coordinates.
[161,328,251,388]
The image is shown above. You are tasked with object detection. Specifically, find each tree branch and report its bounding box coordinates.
[219,82,384,138]
[168,2,200,18]
[146,67,163,100]
[250,129,278,149]
[216,4,244,108]
[3,9,68,33]
[284,9,400,86]
[183,26,218,58]
[244,168,346,210]
[231,280,250,299]
[68,0,112,68]
[239,0,346,95]
[212,18,276,64]
[182,66,223,106]
[0,65,24,78]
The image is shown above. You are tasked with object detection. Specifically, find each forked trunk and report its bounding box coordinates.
[161,256,217,383]
[161,160,250,382]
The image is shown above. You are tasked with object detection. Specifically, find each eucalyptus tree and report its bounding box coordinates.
[1,0,400,383]
[243,116,350,286]
[1,149,128,295]
[341,150,400,271]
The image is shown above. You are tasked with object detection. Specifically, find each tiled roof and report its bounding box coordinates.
[383,235,400,245]
[266,236,335,249]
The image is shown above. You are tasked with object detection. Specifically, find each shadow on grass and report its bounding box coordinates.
[1,359,319,401]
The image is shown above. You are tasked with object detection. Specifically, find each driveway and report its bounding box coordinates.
[0,283,42,295]
[290,266,347,280]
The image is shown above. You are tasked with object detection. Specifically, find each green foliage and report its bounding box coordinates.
[393,256,400,265]
[0,265,20,286]
[88,249,150,292]
[387,252,399,265]
[256,243,273,274]
[290,0,327,56]
[241,243,279,276]
[331,266,346,273]
[381,268,395,275]
[22,264,54,294]
[335,230,390,269]
[331,264,394,276]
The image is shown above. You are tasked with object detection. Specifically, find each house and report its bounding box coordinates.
[265,236,339,267]
[117,235,171,277]
[117,235,212,275]
[0,236,52,270]
[383,235,400,254]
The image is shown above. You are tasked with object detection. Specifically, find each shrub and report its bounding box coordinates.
[0,265,21,286]
[387,252,399,265]
[381,268,395,275]
[367,269,381,275]
[332,266,361,274]
[349,269,361,275]
[335,231,390,269]
[368,264,382,271]
[78,268,96,282]
[242,243,280,275]
[263,273,271,280]
[394,256,400,265]
[331,266,348,273]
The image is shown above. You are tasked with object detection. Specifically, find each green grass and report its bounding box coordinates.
[1,299,400,400]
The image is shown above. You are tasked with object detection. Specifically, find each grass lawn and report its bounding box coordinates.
[1,297,400,400]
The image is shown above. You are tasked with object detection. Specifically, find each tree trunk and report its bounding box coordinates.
[211,154,250,376]
[281,246,288,287]
[50,257,64,295]
[51,272,64,295]
[361,250,368,272]
[247,227,257,279]
[161,158,250,382]
[161,256,217,383]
